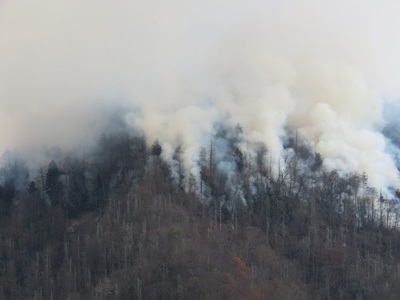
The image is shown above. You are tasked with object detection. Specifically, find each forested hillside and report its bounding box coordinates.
[1,128,400,300]
[3,0,400,299]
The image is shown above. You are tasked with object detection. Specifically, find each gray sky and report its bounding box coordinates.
[1,0,400,189]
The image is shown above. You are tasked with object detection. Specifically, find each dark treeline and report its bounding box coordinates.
[1,128,400,299]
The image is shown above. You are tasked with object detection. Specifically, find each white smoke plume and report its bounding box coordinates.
[1,0,400,190]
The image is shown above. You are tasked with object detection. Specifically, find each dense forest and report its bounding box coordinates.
[1,124,400,300]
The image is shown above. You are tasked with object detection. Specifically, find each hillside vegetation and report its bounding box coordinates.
[1,130,400,299]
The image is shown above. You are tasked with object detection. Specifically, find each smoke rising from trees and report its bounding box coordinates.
[1,0,400,190]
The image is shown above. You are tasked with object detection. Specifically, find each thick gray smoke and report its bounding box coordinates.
[1,0,400,191]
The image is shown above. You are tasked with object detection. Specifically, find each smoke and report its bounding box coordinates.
[1,0,400,191]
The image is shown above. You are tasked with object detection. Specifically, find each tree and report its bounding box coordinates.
[172,145,185,190]
[150,139,162,157]
[45,160,64,206]
[0,182,15,216]
[0,157,29,216]
[28,181,38,195]
[64,157,90,217]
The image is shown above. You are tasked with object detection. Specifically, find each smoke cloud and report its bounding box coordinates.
[1,0,400,190]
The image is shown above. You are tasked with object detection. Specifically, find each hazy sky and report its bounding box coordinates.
[1,0,400,189]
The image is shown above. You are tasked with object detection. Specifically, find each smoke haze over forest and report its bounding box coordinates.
[4,2,400,299]
[1,0,400,191]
